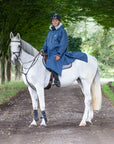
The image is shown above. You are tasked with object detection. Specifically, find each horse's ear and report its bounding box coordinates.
[16,33,21,39]
[10,32,14,39]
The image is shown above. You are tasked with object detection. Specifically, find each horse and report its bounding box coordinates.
[10,32,102,127]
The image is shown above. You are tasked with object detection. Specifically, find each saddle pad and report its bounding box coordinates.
[62,63,72,69]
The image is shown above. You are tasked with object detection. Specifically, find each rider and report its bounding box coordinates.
[40,14,68,87]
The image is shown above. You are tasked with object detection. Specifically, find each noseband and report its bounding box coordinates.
[10,41,22,60]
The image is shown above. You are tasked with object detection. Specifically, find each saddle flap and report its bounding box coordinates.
[43,55,72,70]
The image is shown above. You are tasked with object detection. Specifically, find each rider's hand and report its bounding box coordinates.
[40,49,44,53]
[55,55,60,61]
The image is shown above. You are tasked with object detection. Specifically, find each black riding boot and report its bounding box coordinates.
[52,71,60,87]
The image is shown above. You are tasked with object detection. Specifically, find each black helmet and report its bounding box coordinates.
[51,14,61,21]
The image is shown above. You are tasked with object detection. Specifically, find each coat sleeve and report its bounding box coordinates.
[57,29,68,57]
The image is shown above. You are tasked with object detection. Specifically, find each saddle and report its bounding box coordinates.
[43,55,72,89]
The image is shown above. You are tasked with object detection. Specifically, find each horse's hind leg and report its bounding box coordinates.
[28,87,39,127]
[77,78,84,93]
[79,80,93,126]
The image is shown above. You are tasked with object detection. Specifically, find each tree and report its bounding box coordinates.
[0,0,59,83]
[0,0,114,83]
[68,36,82,52]
[67,18,114,78]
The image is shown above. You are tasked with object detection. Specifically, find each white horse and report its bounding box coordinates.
[10,32,102,127]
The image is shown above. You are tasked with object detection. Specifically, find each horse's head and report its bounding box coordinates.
[10,32,21,65]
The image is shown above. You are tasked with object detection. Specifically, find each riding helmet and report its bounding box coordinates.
[51,14,61,21]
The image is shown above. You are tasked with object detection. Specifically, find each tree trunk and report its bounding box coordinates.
[15,61,21,80]
[1,55,5,84]
[6,57,11,82]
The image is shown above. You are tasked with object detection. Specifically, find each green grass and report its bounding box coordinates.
[0,81,27,105]
[111,82,114,87]
[102,82,114,105]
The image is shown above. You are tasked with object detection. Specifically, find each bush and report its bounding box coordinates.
[102,82,114,105]
[68,36,82,52]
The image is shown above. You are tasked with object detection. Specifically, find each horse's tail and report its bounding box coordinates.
[91,68,102,111]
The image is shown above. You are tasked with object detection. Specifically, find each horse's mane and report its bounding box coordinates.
[21,39,39,57]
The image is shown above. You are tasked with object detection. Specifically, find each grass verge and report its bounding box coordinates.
[0,81,27,105]
[102,82,114,105]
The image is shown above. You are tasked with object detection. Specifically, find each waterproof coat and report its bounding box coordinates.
[42,23,88,76]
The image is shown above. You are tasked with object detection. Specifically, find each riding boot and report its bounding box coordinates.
[52,71,61,87]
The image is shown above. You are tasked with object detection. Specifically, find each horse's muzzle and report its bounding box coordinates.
[11,58,18,65]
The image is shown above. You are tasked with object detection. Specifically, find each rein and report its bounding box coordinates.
[21,52,41,91]
[21,52,41,75]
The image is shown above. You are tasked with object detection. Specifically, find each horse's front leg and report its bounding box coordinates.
[36,85,47,128]
[28,87,39,127]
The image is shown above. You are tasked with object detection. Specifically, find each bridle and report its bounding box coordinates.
[10,40,41,66]
[10,40,22,61]
[10,40,41,70]
[10,40,41,90]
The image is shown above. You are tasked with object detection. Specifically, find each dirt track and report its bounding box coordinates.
[0,85,114,144]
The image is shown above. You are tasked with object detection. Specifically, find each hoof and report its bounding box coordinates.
[86,121,92,126]
[29,124,37,128]
[39,125,47,128]
[79,122,86,127]
[29,120,37,128]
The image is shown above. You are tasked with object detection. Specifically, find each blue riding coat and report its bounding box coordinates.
[42,23,88,76]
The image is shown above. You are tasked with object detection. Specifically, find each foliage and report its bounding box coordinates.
[68,36,82,52]
[111,82,114,87]
[0,0,59,83]
[99,29,114,66]
[0,81,27,104]
[66,18,114,78]
[102,82,114,105]
[0,0,114,83]
[0,0,114,53]
[56,0,114,28]
[99,62,114,78]
[0,0,55,53]
[75,0,114,29]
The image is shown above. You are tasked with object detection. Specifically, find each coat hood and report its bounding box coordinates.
[49,22,63,30]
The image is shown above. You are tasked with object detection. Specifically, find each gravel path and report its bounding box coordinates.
[0,85,114,144]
